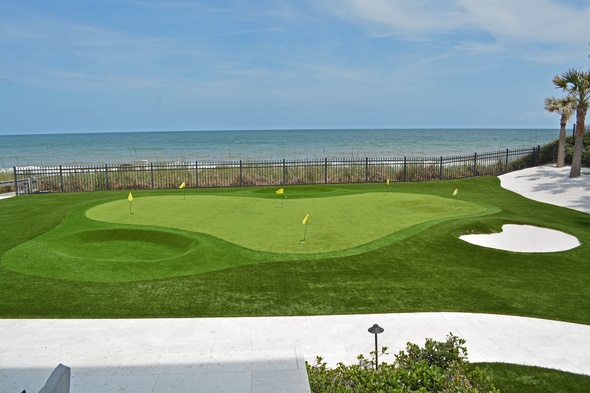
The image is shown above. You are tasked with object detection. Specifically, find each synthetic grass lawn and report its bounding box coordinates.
[0,177,589,326]
[3,192,488,282]
[86,193,486,253]
[478,363,590,393]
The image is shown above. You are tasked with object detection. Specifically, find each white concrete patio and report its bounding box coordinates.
[2,312,590,392]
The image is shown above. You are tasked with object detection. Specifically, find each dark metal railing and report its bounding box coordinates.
[12,146,541,195]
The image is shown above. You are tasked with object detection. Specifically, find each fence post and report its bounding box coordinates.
[195,161,199,188]
[504,149,510,173]
[282,159,286,186]
[536,145,541,166]
[59,165,64,193]
[13,167,18,196]
[324,158,328,184]
[403,157,407,182]
[365,157,369,183]
[239,160,243,187]
[473,153,477,177]
[105,164,109,191]
[439,156,443,180]
[150,163,155,189]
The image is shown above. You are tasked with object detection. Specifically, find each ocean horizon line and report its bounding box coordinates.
[0,127,556,137]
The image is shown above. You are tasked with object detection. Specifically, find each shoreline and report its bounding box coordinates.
[0,128,557,168]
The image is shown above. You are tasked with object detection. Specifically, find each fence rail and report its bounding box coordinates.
[11,146,541,195]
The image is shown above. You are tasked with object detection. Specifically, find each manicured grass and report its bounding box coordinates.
[4,191,486,282]
[478,363,590,392]
[0,177,589,325]
[87,193,485,253]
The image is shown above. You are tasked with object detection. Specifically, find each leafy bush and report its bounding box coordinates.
[563,131,590,167]
[306,334,499,392]
[522,130,590,167]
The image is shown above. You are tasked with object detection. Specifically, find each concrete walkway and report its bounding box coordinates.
[0,191,16,199]
[2,165,589,392]
[2,313,590,392]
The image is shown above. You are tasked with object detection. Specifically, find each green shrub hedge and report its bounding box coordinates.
[537,130,590,167]
[307,334,498,392]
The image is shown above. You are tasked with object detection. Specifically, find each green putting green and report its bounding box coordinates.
[2,191,488,282]
[86,193,486,253]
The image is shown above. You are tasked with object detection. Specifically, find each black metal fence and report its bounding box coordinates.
[12,146,541,195]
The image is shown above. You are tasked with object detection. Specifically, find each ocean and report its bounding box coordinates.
[0,128,557,169]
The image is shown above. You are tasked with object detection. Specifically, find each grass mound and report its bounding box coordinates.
[53,229,195,261]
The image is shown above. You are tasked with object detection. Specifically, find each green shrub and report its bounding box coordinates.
[563,131,590,167]
[518,130,590,167]
[307,334,499,392]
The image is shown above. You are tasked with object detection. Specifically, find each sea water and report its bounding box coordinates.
[0,128,557,168]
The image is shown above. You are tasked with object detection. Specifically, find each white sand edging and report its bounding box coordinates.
[460,224,580,253]
[458,165,589,253]
[499,165,590,214]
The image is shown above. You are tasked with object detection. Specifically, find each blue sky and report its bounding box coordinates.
[1,0,589,135]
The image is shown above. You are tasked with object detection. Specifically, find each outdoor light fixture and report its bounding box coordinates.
[367,323,384,370]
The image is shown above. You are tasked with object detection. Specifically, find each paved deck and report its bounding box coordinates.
[2,313,590,392]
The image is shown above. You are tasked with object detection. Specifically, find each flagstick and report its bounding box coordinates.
[127,192,134,214]
[183,188,186,201]
[302,222,308,243]
[282,195,284,208]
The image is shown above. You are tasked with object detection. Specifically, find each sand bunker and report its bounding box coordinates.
[460,224,580,253]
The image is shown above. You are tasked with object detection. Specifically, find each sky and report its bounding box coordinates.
[1,0,589,135]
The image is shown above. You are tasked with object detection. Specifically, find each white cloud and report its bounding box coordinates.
[456,0,590,44]
[326,0,590,45]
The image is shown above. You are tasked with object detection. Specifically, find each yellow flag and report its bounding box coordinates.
[386,178,390,186]
[128,192,133,202]
[302,213,309,225]
[453,188,459,196]
[180,181,186,189]
[276,188,284,195]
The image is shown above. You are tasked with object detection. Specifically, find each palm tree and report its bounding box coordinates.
[544,96,574,167]
[552,69,590,178]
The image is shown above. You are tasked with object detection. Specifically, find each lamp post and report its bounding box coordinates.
[367,323,384,370]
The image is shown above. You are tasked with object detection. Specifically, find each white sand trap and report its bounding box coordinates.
[499,165,590,214]
[460,224,580,252]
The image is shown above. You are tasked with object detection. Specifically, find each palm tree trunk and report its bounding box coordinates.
[569,109,587,178]
[557,117,567,167]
